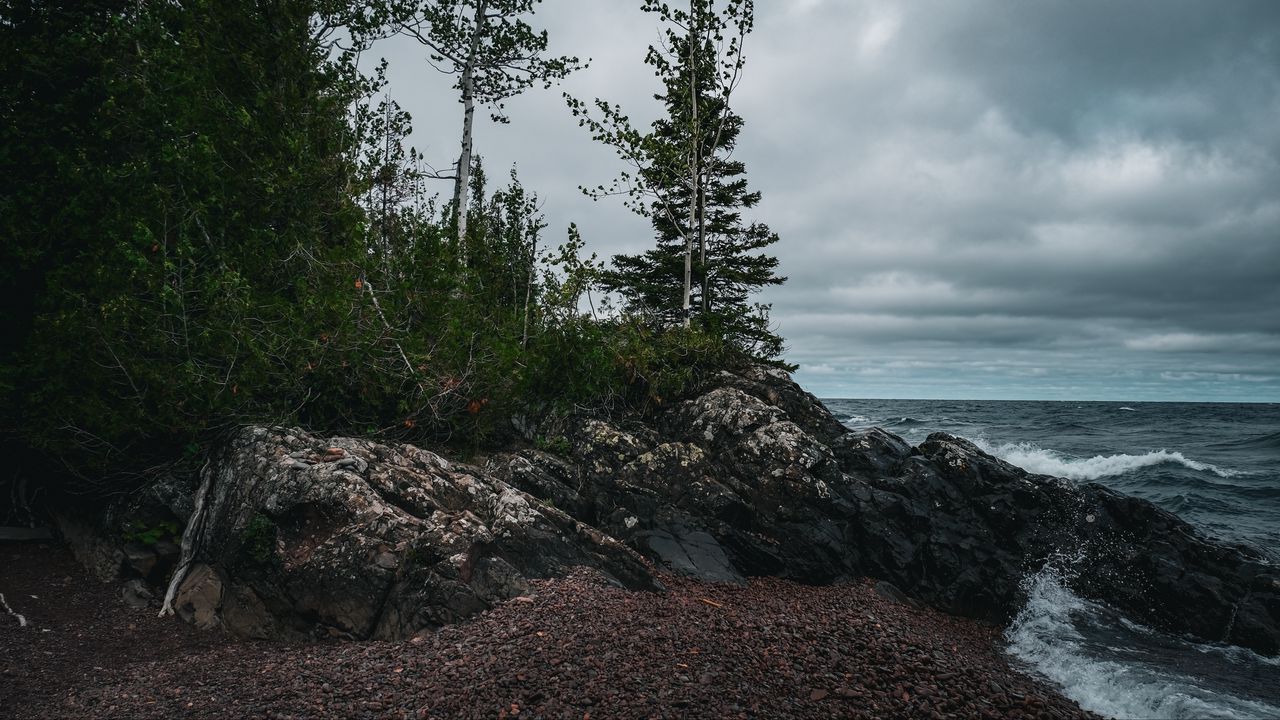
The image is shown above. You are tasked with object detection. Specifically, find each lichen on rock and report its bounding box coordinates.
[59,366,1280,656]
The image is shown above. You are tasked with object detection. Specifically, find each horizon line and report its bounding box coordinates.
[817,396,1280,405]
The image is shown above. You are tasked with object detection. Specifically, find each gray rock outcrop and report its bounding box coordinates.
[58,366,1280,656]
[149,427,656,639]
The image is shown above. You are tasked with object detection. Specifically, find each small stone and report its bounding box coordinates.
[153,539,180,562]
[120,579,153,609]
[122,543,158,579]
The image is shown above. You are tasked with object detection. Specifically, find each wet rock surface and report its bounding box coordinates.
[2,543,1096,720]
[848,433,1280,655]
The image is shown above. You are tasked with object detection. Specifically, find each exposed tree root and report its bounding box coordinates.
[159,461,215,617]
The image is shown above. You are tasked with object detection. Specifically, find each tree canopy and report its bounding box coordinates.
[0,0,788,511]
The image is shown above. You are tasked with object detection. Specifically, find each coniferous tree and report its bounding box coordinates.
[570,0,786,360]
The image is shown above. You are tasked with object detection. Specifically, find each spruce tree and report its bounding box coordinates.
[579,1,786,360]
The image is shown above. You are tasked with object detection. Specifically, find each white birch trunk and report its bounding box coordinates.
[453,0,487,263]
[682,5,699,328]
[699,161,707,315]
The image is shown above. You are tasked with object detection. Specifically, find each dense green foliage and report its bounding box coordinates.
[1,0,372,491]
[0,0,784,502]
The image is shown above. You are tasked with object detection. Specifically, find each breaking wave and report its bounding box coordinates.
[1005,565,1280,720]
[975,440,1245,481]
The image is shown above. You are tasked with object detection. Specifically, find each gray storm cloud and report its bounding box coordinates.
[370,0,1280,401]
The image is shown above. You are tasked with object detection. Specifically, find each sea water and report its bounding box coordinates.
[826,399,1280,720]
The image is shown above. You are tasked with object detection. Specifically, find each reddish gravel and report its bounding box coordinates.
[2,543,1095,719]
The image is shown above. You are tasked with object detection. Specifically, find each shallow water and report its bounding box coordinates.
[827,398,1280,719]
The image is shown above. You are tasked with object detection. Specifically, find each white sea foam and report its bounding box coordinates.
[1005,566,1280,720]
[974,440,1244,481]
[1118,406,1137,412]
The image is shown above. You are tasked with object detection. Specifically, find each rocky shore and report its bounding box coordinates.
[4,365,1277,717]
[1,542,1095,719]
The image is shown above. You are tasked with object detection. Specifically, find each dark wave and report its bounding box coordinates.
[1208,430,1280,451]
[1049,421,1100,433]
[1178,476,1280,501]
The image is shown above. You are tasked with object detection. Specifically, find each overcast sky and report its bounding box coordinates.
[367,0,1280,402]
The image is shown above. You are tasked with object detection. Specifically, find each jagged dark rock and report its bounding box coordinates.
[58,367,1280,656]
[637,523,744,584]
[495,368,1280,656]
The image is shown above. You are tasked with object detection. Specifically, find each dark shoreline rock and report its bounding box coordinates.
[57,366,1280,656]
[496,368,1280,656]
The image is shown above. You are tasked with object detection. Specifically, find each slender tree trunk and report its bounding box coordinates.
[699,162,708,315]
[522,227,536,347]
[381,99,392,282]
[683,197,694,327]
[682,7,699,328]
[453,0,487,264]
[694,9,707,316]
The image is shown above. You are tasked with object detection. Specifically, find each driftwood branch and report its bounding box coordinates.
[0,593,28,627]
[159,459,215,616]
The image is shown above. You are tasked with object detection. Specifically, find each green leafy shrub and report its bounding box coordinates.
[534,434,572,456]
[122,519,179,547]
[241,514,277,565]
